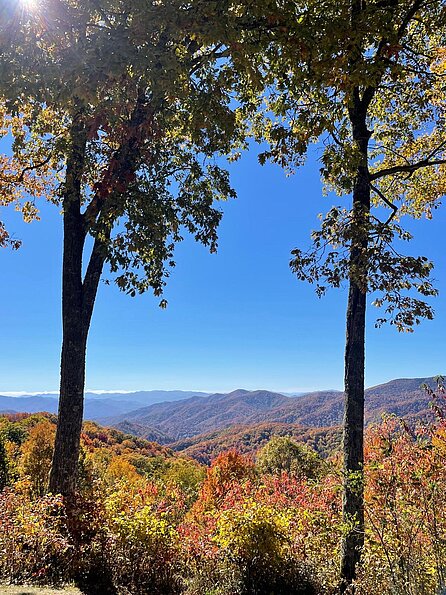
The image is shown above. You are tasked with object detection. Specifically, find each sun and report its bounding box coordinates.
[20,0,38,10]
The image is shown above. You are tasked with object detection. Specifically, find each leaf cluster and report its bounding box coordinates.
[290,205,438,331]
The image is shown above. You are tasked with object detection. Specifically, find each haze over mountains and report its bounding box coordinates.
[1,378,439,450]
[0,390,209,420]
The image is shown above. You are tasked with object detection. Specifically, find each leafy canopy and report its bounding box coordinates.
[248,0,446,331]
[256,435,325,479]
[0,0,256,298]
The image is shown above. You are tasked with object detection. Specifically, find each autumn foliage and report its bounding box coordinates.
[1,401,446,594]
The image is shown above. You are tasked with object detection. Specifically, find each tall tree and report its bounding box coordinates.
[249,0,446,589]
[0,0,250,497]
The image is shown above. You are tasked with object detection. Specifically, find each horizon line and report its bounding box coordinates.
[1,387,324,397]
[0,375,438,398]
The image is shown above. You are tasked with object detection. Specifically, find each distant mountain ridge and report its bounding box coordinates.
[104,377,439,443]
[0,390,209,421]
[1,378,439,449]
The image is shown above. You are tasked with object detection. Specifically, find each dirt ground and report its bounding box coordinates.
[0,587,83,595]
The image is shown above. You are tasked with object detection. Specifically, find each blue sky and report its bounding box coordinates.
[1,146,445,394]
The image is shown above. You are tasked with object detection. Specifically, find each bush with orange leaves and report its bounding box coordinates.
[192,449,256,513]
[357,414,446,595]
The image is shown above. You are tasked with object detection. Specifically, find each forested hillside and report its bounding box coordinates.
[105,377,437,442]
[171,423,342,464]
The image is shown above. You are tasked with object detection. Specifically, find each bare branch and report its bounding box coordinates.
[15,154,53,183]
[370,183,398,226]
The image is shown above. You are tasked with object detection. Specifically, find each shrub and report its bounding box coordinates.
[100,483,185,594]
[194,450,256,513]
[214,500,317,594]
[0,437,9,489]
[0,489,73,584]
[256,436,325,480]
[20,420,55,497]
[357,417,446,595]
[161,458,206,500]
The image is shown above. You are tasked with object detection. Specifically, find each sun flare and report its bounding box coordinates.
[20,0,38,11]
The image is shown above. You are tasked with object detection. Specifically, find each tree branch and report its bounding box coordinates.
[397,0,425,39]
[16,154,53,183]
[370,183,398,226]
[81,90,155,323]
[370,158,446,181]
[424,139,446,163]
[360,0,426,111]
[82,224,110,331]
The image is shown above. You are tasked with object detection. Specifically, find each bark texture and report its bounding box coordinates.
[340,98,371,591]
[48,111,103,497]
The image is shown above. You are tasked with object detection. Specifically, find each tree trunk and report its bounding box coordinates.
[48,96,144,497]
[48,230,105,497]
[48,110,92,497]
[48,315,87,497]
[340,104,371,592]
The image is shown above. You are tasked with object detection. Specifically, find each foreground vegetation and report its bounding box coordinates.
[1,387,445,595]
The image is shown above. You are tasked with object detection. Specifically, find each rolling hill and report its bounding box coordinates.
[170,423,343,464]
[102,389,294,441]
[104,377,439,443]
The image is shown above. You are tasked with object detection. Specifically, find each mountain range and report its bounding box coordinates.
[0,390,209,420]
[102,377,439,444]
[1,378,439,456]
